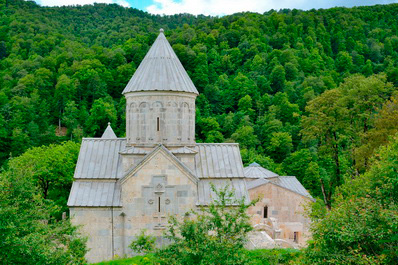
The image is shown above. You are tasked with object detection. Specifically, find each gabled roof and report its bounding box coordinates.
[73,138,126,179]
[274,176,313,200]
[70,141,248,208]
[244,162,279,179]
[246,176,314,200]
[122,29,199,95]
[246,178,270,190]
[101,122,117,139]
[120,144,198,184]
[194,143,245,178]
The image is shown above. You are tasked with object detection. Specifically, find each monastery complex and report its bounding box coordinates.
[67,29,314,263]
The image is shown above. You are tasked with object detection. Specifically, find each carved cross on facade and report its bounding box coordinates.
[142,176,175,229]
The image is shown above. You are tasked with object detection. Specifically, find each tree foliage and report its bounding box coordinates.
[2,0,398,209]
[129,230,156,255]
[5,141,80,218]
[0,142,87,264]
[154,185,256,265]
[2,1,398,262]
[305,134,398,264]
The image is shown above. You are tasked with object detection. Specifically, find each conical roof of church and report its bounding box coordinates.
[101,122,117,139]
[244,162,279,179]
[122,29,199,95]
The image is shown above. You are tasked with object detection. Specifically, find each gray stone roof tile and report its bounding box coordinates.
[171,146,197,154]
[194,143,245,178]
[119,146,150,155]
[246,178,270,190]
[67,181,121,207]
[101,122,117,139]
[122,29,199,95]
[274,176,313,199]
[246,176,314,200]
[244,162,279,179]
[74,138,126,179]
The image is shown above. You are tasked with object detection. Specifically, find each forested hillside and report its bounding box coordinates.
[2,0,398,208]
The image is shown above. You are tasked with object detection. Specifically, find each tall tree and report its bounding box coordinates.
[0,143,87,264]
[305,135,398,264]
[301,89,347,208]
[5,141,80,217]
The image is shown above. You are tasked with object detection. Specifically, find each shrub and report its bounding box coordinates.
[155,184,256,265]
[129,230,156,254]
[246,249,303,265]
[304,135,398,264]
[0,144,87,264]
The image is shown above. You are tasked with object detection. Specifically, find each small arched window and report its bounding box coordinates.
[263,206,268,218]
[294,232,299,243]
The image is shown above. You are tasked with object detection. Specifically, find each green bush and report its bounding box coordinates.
[304,135,398,264]
[0,142,87,264]
[94,249,302,265]
[246,249,302,265]
[94,254,158,265]
[155,184,256,265]
[129,230,156,254]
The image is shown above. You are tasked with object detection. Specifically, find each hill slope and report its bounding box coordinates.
[1,0,398,205]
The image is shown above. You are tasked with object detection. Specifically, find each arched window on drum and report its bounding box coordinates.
[138,102,149,143]
[152,101,163,142]
[128,102,137,143]
[181,102,190,141]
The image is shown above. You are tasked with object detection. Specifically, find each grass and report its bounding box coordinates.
[247,248,302,264]
[94,254,158,265]
[93,249,302,265]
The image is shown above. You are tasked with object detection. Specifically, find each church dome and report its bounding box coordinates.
[122,29,199,95]
[244,162,279,179]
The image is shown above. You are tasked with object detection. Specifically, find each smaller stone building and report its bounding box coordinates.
[244,162,314,247]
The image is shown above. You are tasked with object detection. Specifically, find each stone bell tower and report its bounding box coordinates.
[122,29,199,147]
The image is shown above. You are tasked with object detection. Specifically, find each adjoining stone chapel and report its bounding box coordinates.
[67,29,313,263]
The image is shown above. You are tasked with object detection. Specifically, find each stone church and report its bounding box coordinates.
[67,29,313,263]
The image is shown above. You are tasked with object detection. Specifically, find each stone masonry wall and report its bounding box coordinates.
[247,183,312,245]
[125,91,196,147]
[70,207,114,263]
[114,149,198,257]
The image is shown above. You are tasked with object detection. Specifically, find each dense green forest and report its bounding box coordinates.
[3,0,398,205]
[0,0,398,263]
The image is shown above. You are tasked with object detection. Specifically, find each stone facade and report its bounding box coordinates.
[70,147,199,263]
[70,207,114,261]
[119,148,197,234]
[125,92,196,147]
[247,183,312,246]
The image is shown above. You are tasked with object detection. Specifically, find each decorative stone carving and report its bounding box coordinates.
[152,101,163,108]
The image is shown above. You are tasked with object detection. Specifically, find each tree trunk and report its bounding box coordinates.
[40,178,49,199]
[320,179,331,210]
[59,108,62,131]
[363,117,368,133]
[332,132,341,185]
